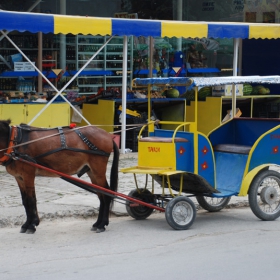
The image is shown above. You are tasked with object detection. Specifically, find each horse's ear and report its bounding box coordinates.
[7,119,11,125]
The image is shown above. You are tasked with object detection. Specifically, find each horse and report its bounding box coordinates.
[0,120,119,233]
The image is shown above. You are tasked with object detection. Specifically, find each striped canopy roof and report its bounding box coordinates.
[1,10,280,39]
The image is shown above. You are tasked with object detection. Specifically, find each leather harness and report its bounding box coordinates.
[0,125,110,166]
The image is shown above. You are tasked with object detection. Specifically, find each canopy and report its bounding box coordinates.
[1,10,280,39]
[134,76,280,88]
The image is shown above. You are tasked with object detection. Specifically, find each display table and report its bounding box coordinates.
[1,102,70,127]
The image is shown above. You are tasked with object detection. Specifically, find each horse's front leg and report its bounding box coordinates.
[16,177,40,234]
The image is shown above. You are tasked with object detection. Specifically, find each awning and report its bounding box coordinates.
[134,76,280,88]
[1,10,280,39]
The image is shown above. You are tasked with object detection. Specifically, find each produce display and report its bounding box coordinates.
[243,84,253,95]
[2,82,270,105]
[251,85,270,95]
[181,86,212,101]
[164,88,180,98]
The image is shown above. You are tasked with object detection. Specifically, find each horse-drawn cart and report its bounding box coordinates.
[3,75,280,233]
[120,75,280,230]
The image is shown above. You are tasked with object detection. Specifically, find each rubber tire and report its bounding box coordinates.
[196,196,231,212]
[126,188,155,220]
[165,196,196,230]
[248,170,280,221]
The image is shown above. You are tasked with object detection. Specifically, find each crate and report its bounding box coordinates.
[126,112,148,125]
[212,84,243,96]
[259,102,280,118]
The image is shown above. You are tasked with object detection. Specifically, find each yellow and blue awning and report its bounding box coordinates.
[1,10,280,39]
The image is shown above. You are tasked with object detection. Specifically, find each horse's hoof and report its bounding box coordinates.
[26,228,36,234]
[20,227,27,233]
[91,226,97,231]
[96,228,106,233]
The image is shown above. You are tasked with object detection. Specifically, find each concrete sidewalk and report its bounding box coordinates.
[0,153,249,228]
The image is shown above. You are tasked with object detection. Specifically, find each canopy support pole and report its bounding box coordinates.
[1,31,113,126]
[176,0,183,51]
[60,0,67,73]
[37,32,43,93]
[120,36,128,154]
[232,38,239,118]
[148,36,154,134]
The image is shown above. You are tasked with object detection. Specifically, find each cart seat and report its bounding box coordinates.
[139,137,188,143]
[214,144,251,155]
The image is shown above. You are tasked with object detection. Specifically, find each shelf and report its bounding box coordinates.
[0,71,69,78]
[42,63,56,68]
[68,34,133,93]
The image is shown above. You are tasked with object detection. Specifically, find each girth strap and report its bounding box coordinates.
[58,127,67,148]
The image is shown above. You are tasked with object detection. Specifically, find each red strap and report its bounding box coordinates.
[0,126,17,164]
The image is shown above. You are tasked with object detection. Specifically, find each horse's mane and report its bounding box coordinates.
[0,119,11,130]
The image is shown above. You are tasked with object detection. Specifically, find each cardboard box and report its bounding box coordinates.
[212,84,243,96]
[222,108,242,122]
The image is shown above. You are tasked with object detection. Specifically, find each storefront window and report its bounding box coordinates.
[133,36,234,78]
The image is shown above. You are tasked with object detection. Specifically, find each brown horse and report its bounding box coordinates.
[0,120,119,233]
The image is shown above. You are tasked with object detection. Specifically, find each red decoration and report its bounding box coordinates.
[69,123,77,129]
[273,146,279,154]
[202,146,209,155]
[178,146,186,155]
[201,161,208,170]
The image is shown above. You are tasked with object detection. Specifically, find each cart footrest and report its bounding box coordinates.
[211,189,238,198]
[121,165,183,175]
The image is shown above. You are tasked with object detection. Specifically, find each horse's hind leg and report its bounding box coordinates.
[16,178,40,234]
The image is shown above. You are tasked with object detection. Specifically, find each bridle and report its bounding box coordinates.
[0,126,17,165]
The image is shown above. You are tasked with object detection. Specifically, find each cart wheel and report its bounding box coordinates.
[249,170,280,221]
[196,196,231,212]
[126,188,155,220]
[165,196,196,230]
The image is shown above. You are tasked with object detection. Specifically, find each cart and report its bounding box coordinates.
[121,75,280,230]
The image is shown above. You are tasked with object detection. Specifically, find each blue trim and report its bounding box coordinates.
[133,69,158,75]
[112,19,161,37]
[0,71,38,77]
[69,70,114,76]
[208,24,249,39]
[0,11,54,33]
[187,68,220,73]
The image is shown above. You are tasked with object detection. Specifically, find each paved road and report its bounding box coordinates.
[1,208,280,280]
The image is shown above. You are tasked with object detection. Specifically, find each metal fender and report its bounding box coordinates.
[238,164,273,196]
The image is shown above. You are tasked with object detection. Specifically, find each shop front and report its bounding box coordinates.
[1,8,280,152]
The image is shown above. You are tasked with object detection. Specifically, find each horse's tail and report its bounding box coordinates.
[109,140,119,194]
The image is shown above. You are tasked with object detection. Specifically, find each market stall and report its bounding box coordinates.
[1,10,280,152]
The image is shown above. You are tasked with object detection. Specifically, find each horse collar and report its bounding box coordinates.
[0,126,17,165]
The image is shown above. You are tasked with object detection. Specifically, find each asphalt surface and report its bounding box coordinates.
[0,153,249,229]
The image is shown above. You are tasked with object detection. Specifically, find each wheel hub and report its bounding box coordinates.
[173,203,189,223]
[260,186,278,205]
